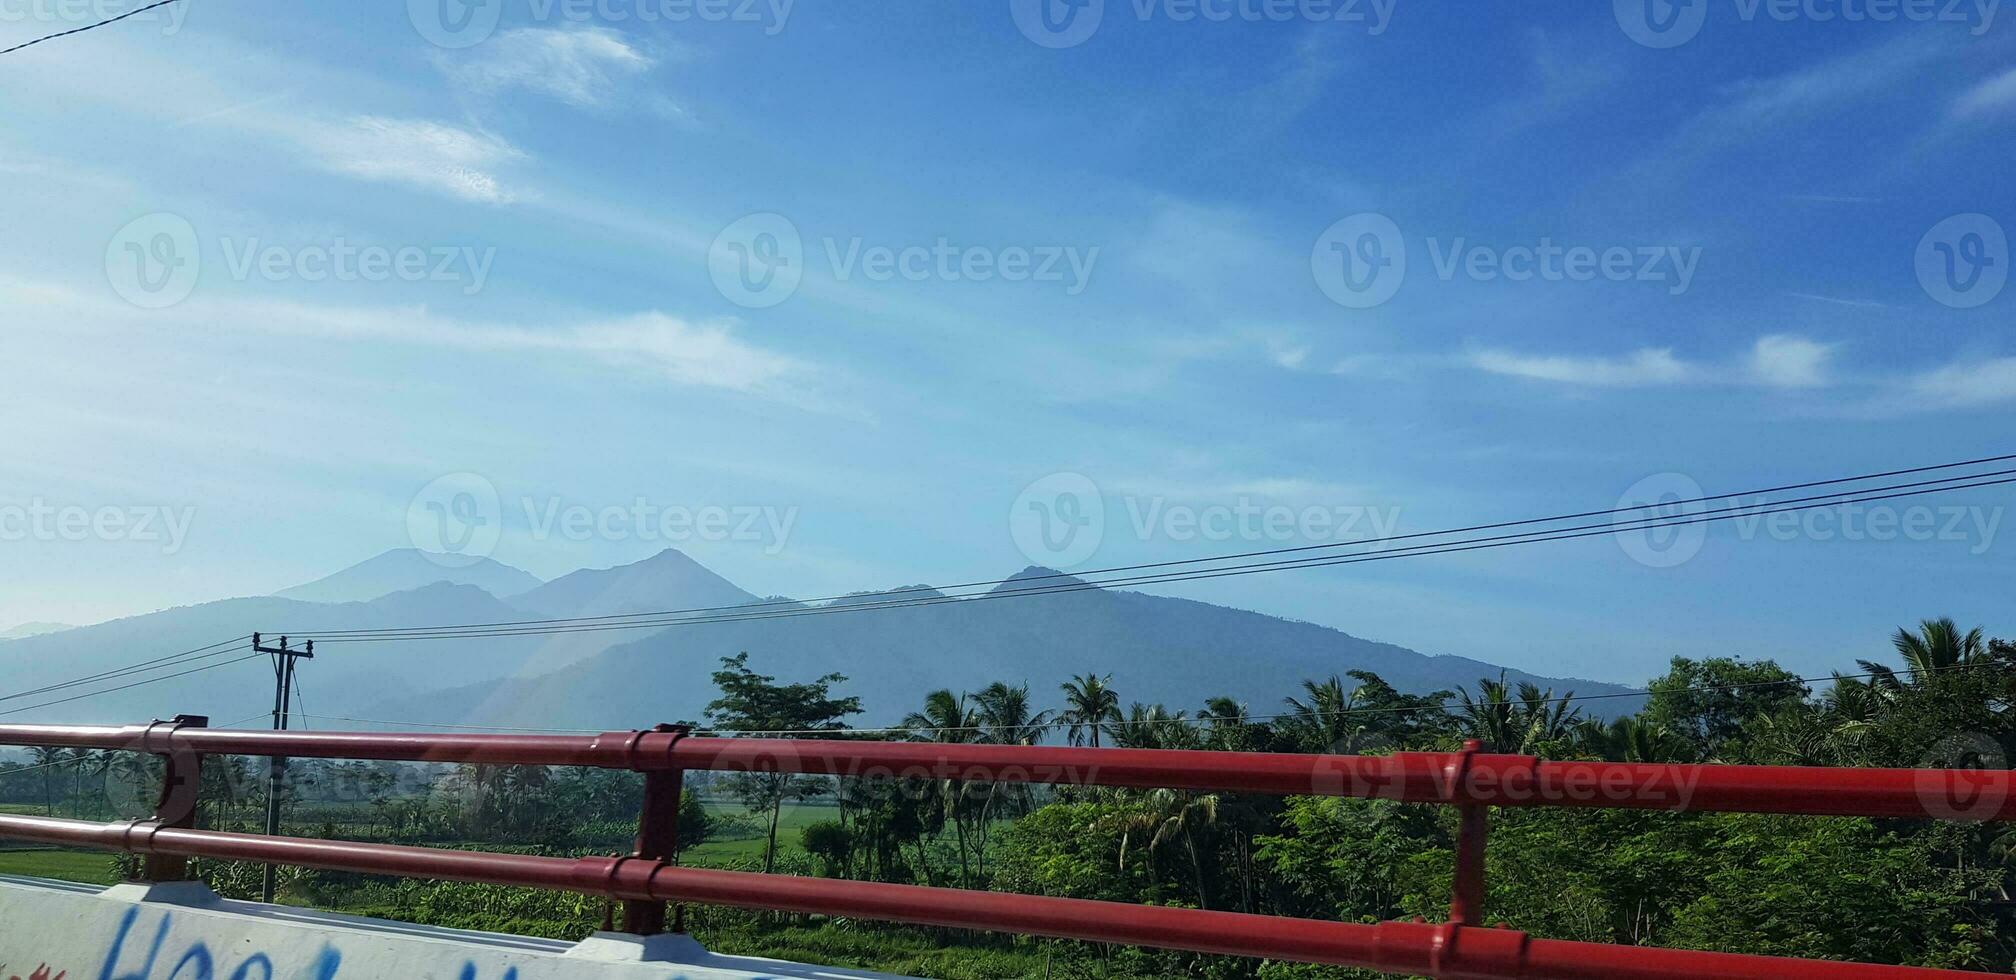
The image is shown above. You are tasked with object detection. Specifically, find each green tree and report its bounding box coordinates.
[704,652,862,874]
[1643,657,1806,761]
[1060,673,1122,748]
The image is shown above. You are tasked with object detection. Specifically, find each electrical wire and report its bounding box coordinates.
[280,659,2010,740]
[0,636,251,705]
[296,472,2016,644]
[0,0,186,56]
[0,653,268,718]
[291,452,2016,642]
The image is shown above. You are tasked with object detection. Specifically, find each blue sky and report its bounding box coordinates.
[0,0,2011,684]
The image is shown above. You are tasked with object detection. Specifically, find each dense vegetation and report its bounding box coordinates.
[2,617,2012,978]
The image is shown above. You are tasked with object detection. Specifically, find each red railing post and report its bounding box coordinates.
[138,714,207,882]
[623,724,688,935]
[1447,739,1487,927]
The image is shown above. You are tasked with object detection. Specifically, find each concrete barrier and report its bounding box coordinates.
[0,874,915,980]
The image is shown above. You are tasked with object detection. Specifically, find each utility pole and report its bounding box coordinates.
[253,632,312,903]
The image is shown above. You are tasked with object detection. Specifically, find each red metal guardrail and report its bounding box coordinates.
[0,717,2009,979]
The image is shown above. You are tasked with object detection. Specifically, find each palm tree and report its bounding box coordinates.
[1059,674,1121,749]
[1457,674,1579,754]
[973,682,1053,746]
[1280,676,1373,754]
[1860,617,1988,691]
[1110,787,1222,910]
[1111,703,1197,750]
[28,746,66,815]
[903,690,983,886]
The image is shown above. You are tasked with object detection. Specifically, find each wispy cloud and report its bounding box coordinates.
[4,278,808,401]
[300,117,525,204]
[1745,334,1835,388]
[1469,347,1692,387]
[437,27,659,109]
[1905,357,2016,408]
[1951,67,2016,121]
[1469,335,1836,389]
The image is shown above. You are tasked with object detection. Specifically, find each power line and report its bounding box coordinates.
[282,660,2011,740]
[0,636,250,705]
[0,653,268,718]
[291,452,2016,642]
[0,0,186,56]
[297,471,2016,644]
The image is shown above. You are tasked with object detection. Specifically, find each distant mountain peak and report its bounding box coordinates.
[276,550,543,605]
[510,548,758,618]
[0,621,75,641]
[990,566,1092,594]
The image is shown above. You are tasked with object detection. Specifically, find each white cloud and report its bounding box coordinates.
[1746,334,1835,388]
[2,278,805,400]
[439,27,656,108]
[1952,67,2016,120]
[1469,347,1692,387]
[1470,335,1841,390]
[300,117,524,204]
[1907,357,2016,408]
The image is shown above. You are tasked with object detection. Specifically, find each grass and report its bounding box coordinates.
[0,848,118,884]
[683,800,835,866]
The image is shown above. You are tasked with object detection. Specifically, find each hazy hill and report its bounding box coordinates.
[0,622,74,641]
[511,549,756,618]
[275,549,543,604]
[9,549,1641,733]
[368,566,1642,729]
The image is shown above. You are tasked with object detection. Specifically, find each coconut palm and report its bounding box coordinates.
[1059,674,1122,748]
[1110,787,1222,910]
[1859,618,1988,692]
[1280,676,1373,754]
[973,682,1053,746]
